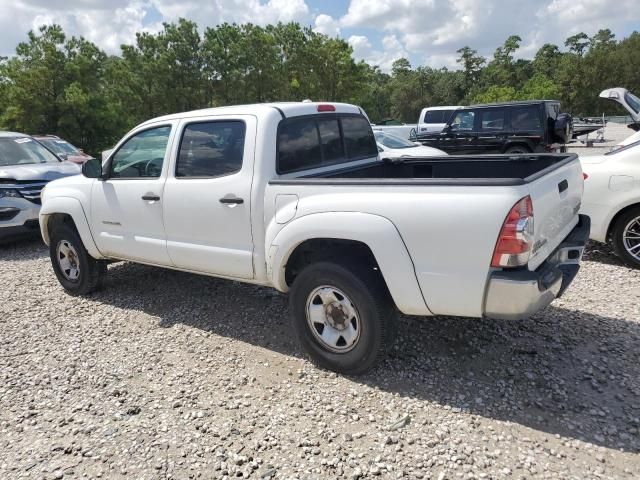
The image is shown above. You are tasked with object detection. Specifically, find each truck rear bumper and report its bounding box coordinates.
[483,215,590,320]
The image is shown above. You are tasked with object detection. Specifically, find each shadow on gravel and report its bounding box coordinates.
[92,259,639,454]
[583,240,626,267]
[0,236,47,262]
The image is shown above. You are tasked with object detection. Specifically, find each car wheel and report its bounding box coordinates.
[611,207,640,269]
[289,261,397,375]
[504,146,531,154]
[49,223,106,295]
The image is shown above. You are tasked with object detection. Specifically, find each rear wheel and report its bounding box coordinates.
[611,207,640,269]
[289,261,397,375]
[49,224,106,295]
[504,145,531,154]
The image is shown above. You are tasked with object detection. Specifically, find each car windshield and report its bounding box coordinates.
[38,138,79,156]
[0,137,60,166]
[624,92,640,114]
[374,131,414,149]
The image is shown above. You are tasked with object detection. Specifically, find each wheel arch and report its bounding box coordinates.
[607,201,640,241]
[502,141,533,153]
[267,212,432,316]
[40,197,103,259]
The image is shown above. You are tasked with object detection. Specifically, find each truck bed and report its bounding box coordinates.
[271,154,577,187]
[267,151,584,316]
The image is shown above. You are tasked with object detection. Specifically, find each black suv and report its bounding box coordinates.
[416,100,571,154]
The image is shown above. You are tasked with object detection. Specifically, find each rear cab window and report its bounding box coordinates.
[277,114,377,174]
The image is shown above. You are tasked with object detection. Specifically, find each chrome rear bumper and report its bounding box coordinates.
[484,215,590,320]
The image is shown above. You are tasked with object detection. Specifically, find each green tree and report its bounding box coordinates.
[472,85,517,103]
[565,32,589,56]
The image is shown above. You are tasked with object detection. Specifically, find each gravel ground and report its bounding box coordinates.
[1,238,639,480]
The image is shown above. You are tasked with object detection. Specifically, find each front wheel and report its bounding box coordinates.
[289,262,397,375]
[49,224,106,295]
[611,207,640,269]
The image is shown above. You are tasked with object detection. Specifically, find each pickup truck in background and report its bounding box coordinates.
[39,102,589,374]
[370,106,464,140]
[417,106,463,134]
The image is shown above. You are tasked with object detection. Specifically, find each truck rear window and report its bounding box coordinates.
[277,114,377,174]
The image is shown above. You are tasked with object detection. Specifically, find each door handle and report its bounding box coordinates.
[558,179,568,193]
[141,194,160,201]
[219,197,244,205]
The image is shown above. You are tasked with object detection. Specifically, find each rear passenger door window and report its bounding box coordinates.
[479,109,506,131]
[510,106,542,131]
[176,121,246,178]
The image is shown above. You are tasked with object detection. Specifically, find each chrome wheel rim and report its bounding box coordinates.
[306,286,361,353]
[623,216,640,261]
[56,240,80,281]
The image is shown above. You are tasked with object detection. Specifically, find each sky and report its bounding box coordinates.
[1,0,639,72]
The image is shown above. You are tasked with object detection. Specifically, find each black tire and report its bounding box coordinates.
[49,223,106,295]
[289,261,397,375]
[611,206,640,269]
[504,145,531,154]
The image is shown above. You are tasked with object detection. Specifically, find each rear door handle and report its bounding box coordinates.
[142,194,160,201]
[219,197,244,205]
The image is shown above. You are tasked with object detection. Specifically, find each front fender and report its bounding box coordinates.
[39,196,103,259]
[267,212,432,316]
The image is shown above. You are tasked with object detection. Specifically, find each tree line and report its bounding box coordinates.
[0,20,638,154]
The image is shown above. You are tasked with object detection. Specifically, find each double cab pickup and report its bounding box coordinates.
[40,102,589,374]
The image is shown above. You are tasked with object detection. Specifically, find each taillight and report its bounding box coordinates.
[491,196,534,268]
[583,173,589,180]
[317,104,336,112]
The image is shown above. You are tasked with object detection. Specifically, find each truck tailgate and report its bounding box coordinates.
[526,157,584,271]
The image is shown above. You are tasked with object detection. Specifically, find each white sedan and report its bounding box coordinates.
[581,139,640,268]
[374,131,446,160]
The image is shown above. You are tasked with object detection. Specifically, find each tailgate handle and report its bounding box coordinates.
[558,179,568,193]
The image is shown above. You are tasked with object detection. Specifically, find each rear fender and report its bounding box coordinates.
[266,212,431,316]
[39,197,103,259]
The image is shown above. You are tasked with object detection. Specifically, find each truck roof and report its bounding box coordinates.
[466,100,560,108]
[140,102,364,127]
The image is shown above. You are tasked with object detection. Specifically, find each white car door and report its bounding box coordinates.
[90,123,174,265]
[162,116,256,279]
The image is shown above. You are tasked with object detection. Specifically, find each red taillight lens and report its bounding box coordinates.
[491,196,535,268]
[317,104,336,112]
[583,173,589,180]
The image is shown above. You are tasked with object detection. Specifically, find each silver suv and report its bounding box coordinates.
[0,132,80,241]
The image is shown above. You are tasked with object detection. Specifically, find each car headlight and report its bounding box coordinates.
[0,188,21,198]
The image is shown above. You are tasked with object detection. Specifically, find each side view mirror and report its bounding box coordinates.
[81,158,103,179]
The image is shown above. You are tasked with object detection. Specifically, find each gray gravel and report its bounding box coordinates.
[1,238,639,479]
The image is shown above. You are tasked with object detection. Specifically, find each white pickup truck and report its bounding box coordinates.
[39,102,589,374]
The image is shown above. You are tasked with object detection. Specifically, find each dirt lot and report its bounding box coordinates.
[0,238,639,479]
